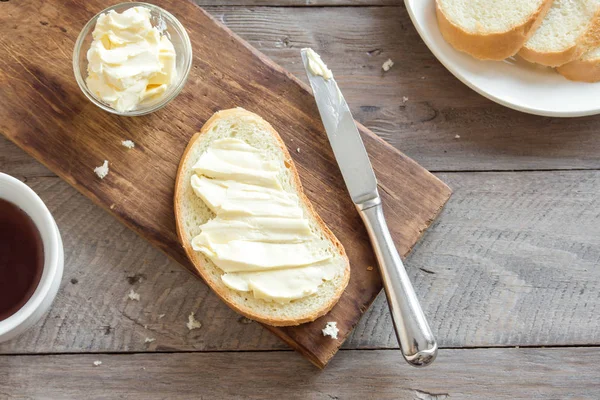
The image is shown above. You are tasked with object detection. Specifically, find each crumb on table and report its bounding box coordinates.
[128,289,140,301]
[382,59,394,72]
[322,321,339,339]
[186,312,202,330]
[94,160,109,179]
[121,140,135,149]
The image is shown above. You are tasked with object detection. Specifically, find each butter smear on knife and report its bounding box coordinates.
[304,48,333,80]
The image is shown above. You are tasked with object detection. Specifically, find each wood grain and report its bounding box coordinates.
[3,5,600,173]
[205,6,600,172]
[0,0,450,367]
[1,150,598,353]
[194,0,400,5]
[1,348,600,399]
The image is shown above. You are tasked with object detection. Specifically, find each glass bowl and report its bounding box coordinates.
[73,2,192,116]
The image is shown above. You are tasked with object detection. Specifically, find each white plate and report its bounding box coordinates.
[405,0,600,117]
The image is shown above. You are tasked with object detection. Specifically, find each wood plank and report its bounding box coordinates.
[194,0,400,5]
[205,6,600,171]
[0,170,598,354]
[0,0,450,367]
[1,348,599,398]
[3,5,599,173]
[348,170,600,348]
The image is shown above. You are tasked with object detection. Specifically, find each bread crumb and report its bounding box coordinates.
[144,337,156,343]
[382,59,394,72]
[402,96,409,103]
[186,312,202,330]
[110,204,115,210]
[421,76,426,80]
[93,360,102,366]
[158,314,165,319]
[144,324,148,329]
[94,160,109,179]
[238,317,253,324]
[296,147,300,153]
[367,266,374,271]
[322,321,339,339]
[454,134,460,139]
[121,140,135,149]
[127,289,140,301]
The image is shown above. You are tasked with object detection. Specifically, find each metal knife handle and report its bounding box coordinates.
[357,198,437,367]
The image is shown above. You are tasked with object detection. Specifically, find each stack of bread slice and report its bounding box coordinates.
[436,0,600,82]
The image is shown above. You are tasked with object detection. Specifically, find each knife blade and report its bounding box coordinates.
[301,48,438,368]
[300,49,378,206]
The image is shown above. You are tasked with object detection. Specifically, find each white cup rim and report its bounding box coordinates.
[0,173,62,337]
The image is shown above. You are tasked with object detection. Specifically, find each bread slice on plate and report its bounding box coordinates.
[435,0,553,60]
[520,0,600,67]
[174,108,350,327]
[557,46,600,82]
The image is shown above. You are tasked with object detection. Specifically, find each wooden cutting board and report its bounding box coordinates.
[0,0,451,367]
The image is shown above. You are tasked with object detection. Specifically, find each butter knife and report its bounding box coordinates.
[301,49,437,367]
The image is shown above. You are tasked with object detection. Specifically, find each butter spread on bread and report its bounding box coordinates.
[174,108,349,326]
[190,138,339,303]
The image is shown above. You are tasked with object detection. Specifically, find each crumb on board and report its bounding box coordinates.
[144,337,156,343]
[158,314,166,319]
[186,312,202,330]
[367,266,374,271]
[238,317,253,324]
[94,160,109,179]
[93,360,102,366]
[121,140,135,149]
[454,134,461,139]
[296,147,300,153]
[402,96,409,103]
[382,59,394,72]
[322,321,339,340]
[144,324,148,329]
[110,204,115,210]
[128,289,140,301]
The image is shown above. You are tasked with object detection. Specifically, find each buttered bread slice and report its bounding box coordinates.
[520,0,600,67]
[436,0,553,60]
[174,108,350,326]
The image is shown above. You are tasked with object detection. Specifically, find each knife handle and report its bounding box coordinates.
[357,198,437,367]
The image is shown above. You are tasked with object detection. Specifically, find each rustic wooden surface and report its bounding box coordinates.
[2,349,600,399]
[0,0,451,368]
[1,0,599,398]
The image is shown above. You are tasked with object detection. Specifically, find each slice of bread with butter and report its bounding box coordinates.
[174,108,350,326]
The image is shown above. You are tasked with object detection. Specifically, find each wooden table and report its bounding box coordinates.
[1,1,599,398]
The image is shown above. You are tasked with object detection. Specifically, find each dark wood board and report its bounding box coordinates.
[0,0,450,367]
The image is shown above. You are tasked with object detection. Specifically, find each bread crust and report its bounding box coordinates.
[557,55,600,82]
[436,0,553,61]
[174,108,350,327]
[519,6,600,67]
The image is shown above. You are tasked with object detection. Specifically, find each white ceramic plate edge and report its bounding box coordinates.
[404,0,600,118]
